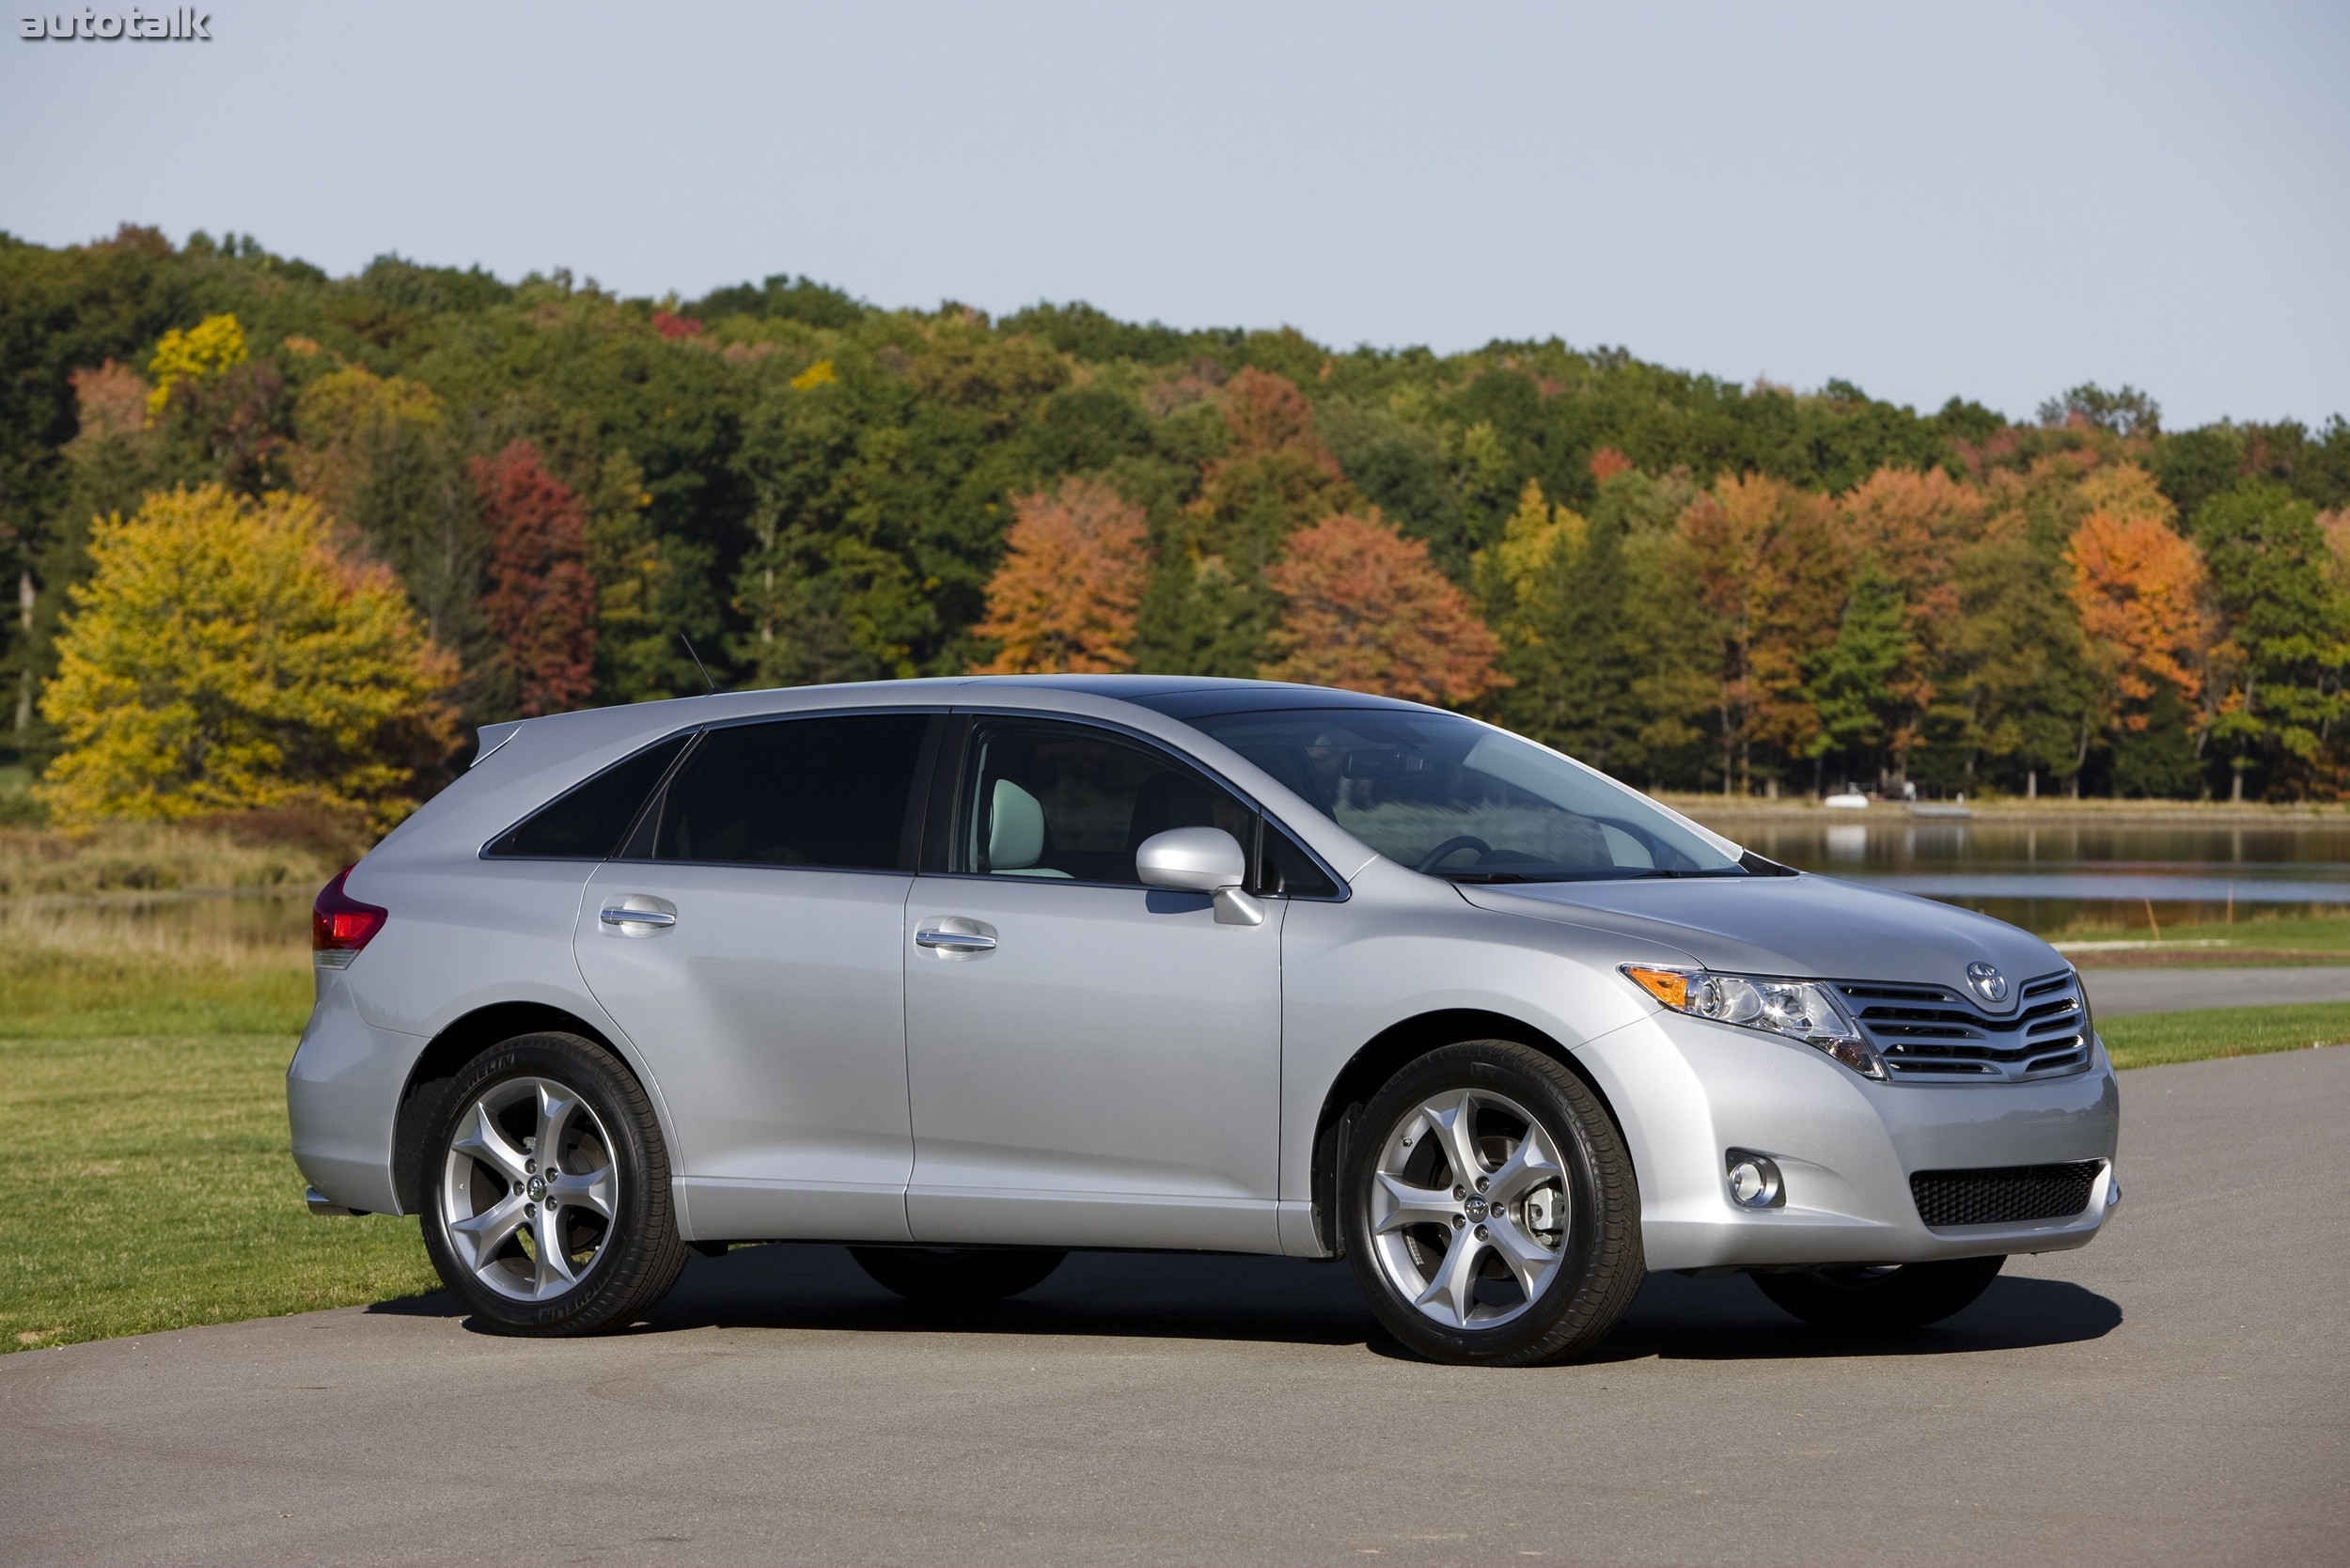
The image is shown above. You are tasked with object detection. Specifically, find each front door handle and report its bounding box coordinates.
[601,906,677,928]
[916,927,995,952]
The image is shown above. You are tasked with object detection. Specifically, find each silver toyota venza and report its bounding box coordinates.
[290,677,2119,1365]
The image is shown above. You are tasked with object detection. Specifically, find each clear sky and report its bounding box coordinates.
[3,0,2343,429]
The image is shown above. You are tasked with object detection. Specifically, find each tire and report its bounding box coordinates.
[1340,1040,1643,1366]
[1751,1255,2005,1331]
[849,1246,1067,1304]
[420,1031,688,1336]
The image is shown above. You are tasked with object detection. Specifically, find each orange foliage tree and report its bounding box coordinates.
[1675,474,1849,792]
[973,477,1150,673]
[1261,511,1503,705]
[472,441,597,716]
[2064,507,2210,734]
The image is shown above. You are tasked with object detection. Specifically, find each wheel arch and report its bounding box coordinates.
[1307,1008,1627,1257]
[393,1002,634,1215]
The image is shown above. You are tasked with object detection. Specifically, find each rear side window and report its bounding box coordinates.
[652,713,930,871]
[484,733,691,859]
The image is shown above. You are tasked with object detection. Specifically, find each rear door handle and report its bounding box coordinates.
[601,906,676,928]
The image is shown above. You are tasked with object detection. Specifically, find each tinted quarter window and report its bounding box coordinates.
[485,732,690,859]
[654,713,930,871]
[962,721,1252,886]
[1261,820,1340,898]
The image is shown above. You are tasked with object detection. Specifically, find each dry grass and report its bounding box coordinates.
[0,817,350,898]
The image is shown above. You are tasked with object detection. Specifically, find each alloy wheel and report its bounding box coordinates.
[438,1075,619,1302]
[1367,1086,1570,1329]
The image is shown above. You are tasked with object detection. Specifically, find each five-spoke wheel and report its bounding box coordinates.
[439,1075,620,1303]
[1365,1086,1569,1330]
[1342,1040,1642,1365]
[421,1032,687,1336]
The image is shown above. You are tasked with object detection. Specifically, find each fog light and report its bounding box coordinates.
[1725,1149,1784,1210]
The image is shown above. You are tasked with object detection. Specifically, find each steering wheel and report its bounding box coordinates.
[1416,835,1492,873]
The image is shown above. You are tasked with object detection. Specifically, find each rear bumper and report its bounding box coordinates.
[287,975,430,1215]
[1578,1010,2122,1271]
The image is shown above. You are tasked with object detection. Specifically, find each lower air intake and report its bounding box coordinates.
[1910,1161,2102,1227]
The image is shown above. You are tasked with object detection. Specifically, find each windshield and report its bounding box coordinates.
[1182,708,1747,882]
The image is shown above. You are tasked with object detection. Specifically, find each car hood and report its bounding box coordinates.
[1456,871,2068,1007]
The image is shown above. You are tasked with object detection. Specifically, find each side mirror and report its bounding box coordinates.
[1135,827,1264,927]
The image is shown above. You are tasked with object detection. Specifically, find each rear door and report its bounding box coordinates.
[573,710,936,1242]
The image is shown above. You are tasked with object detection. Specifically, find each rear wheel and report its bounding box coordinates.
[849,1247,1067,1304]
[421,1032,687,1336]
[1751,1255,2005,1330]
[1340,1041,1642,1366]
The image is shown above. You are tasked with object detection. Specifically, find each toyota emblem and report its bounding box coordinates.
[1966,961,2009,1004]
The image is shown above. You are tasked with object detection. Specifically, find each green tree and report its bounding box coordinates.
[2194,480,2350,798]
[1801,557,1918,793]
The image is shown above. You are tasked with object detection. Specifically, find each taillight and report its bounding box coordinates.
[312,866,387,969]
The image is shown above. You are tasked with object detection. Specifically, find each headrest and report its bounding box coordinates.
[987,778,1047,870]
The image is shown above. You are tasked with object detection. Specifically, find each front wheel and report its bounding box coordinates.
[421,1032,688,1336]
[1340,1041,1643,1366]
[1751,1255,2005,1330]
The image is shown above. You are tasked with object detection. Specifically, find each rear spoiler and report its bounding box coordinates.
[472,720,525,769]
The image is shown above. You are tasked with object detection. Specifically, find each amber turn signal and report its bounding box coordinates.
[1623,965,1690,1010]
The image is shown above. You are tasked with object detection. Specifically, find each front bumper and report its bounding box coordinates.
[1577,1009,2121,1272]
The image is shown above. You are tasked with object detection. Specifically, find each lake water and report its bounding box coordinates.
[15,816,2350,943]
[1707,814,2350,932]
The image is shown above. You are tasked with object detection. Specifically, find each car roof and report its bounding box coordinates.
[961,674,1432,719]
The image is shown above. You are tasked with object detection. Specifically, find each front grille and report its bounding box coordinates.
[1910,1161,2103,1227]
[1835,968,2092,1083]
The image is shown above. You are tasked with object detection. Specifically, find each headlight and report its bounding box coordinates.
[1622,964,1887,1081]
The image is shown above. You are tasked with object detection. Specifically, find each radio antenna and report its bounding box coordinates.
[679,633,716,694]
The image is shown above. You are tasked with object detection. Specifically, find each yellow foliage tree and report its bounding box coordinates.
[146,313,248,416]
[38,485,462,828]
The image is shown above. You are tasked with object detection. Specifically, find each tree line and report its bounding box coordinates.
[4,224,2348,823]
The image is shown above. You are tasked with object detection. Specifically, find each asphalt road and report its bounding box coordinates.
[2082,964,2350,1017]
[3,1049,2345,1568]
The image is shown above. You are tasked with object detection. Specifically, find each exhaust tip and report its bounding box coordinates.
[305,1185,368,1217]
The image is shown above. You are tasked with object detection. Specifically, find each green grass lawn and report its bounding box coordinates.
[2053,911,2350,965]
[0,909,436,1354]
[2098,1003,2350,1070]
[0,910,2344,1356]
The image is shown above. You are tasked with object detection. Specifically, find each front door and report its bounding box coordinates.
[901,716,1285,1253]
[573,710,934,1243]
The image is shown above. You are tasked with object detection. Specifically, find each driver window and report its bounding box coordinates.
[961,721,1253,886]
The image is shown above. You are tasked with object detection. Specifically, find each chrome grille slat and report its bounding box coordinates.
[1834,969,2092,1084]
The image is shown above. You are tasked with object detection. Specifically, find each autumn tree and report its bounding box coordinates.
[38,485,460,826]
[1261,511,1503,706]
[472,441,598,716]
[1672,474,1848,793]
[2065,507,2209,731]
[1151,368,1355,676]
[1476,478,1639,766]
[1841,466,1988,782]
[146,313,247,416]
[290,365,478,652]
[973,477,1149,673]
